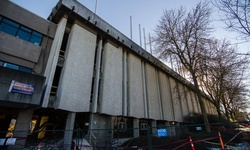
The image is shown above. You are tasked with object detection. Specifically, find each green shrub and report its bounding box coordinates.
[183,113,228,124]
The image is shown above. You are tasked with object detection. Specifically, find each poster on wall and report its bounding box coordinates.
[8,80,35,95]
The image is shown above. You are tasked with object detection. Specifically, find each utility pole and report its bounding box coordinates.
[236,53,250,55]
[95,0,98,14]
[130,16,132,40]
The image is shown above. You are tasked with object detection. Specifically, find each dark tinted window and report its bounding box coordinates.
[19,66,32,73]
[1,61,32,73]
[30,31,42,45]
[0,16,43,45]
[16,26,32,41]
[0,19,19,36]
[3,63,19,70]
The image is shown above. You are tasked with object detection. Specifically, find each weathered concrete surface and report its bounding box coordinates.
[100,43,123,116]
[127,53,145,118]
[56,23,96,112]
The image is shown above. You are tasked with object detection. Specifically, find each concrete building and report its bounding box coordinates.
[0,0,216,149]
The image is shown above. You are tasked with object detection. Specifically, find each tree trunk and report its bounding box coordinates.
[215,102,222,121]
[192,74,211,133]
[225,108,230,121]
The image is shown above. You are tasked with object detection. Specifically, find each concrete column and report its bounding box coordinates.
[141,61,148,118]
[42,17,67,107]
[64,112,76,150]
[151,120,157,136]
[133,118,139,138]
[92,39,103,113]
[88,114,112,148]
[165,122,170,137]
[175,122,181,136]
[13,108,34,149]
[122,50,128,116]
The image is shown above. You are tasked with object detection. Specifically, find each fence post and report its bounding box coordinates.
[218,132,225,150]
[147,127,152,150]
[189,136,195,150]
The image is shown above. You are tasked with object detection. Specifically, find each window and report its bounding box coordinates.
[3,63,19,70]
[139,119,152,136]
[0,61,32,73]
[30,31,42,45]
[113,117,133,138]
[19,66,32,73]
[16,26,32,41]
[0,16,43,45]
[140,123,148,130]
[0,18,19,36]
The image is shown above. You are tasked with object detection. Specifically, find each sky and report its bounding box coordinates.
[10,0,249,54]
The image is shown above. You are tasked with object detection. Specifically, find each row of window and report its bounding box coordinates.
[0,16,43,45]
[0,61,32,73]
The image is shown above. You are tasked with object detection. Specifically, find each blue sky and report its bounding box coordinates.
[10,0,249,53]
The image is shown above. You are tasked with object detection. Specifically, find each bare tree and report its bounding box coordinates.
[199,39,249,121]
[214,0,250,39]
[154,2,212,132]
[222,77,249,121]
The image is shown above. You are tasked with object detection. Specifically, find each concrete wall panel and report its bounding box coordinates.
[179,84,189,117]
[145,63,161,120]
[57,23,96,112]
[0,32,41,64]
[213,104,217,115]
[0,67,45,105]
[100,43,123,116]
[186,88,194,113]
[191,92,200,113]
[169,78,183,122]
[197,97,202,113]
[158,71,174,121]
[204,99,211,114]
[210,101,216,115]
[127,53,144,118]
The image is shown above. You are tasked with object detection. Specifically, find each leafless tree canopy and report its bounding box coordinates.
[215,0,250,39]
[154,2,212,75]
[198,39,249,120]
[154,2,212,132]
[154,1,249,123]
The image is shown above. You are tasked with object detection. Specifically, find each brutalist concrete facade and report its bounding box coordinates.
[0,0,217,149]
[0,0,57,148]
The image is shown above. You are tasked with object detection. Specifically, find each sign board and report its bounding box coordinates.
[6,138,16,145]
[157,128,168,137]
[0,139,5,146]
[9,80,35,95]
[196,127,202,131]
[0,138,16,146]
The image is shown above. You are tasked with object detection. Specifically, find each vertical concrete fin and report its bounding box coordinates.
[42,17,67,108]
[122,50,128,116]
[92,39,103,113]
